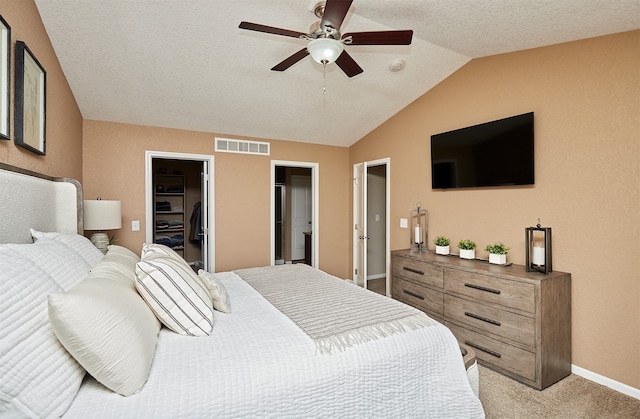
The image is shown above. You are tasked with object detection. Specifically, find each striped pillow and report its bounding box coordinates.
[141,243,183,261]
[135,254,214,336]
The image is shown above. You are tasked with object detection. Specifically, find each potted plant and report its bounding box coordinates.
[485,242,510,265]
[457,239,476,260]
[434,235,450,255]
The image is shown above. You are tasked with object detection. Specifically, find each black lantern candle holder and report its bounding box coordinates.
[525,218,552,274]
[410,202,427,252]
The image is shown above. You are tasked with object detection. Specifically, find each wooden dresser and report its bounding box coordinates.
[391,249,571,390]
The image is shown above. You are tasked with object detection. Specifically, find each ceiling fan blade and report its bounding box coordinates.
[335,50,363,78]
[271,48,310,72]
[343,30,413,45]
[321,0,353,31]
[239,21,306,39]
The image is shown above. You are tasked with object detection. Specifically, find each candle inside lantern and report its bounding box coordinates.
[533,244,545,266]
[415,226,421,244]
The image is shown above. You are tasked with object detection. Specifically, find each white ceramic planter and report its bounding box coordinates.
[489,253,507,265]
[459,249,475,260]
[435,245,449,255]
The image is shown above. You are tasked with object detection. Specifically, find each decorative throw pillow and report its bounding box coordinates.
[141,242,184,262]
[30,228,104,267]
[135,254,214,336]
[198,270,232,313]
[48,246,160,397]
[0,245,85,418]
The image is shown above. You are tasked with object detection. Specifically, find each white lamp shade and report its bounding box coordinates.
[307,38,344,64]
[83,200,122,230]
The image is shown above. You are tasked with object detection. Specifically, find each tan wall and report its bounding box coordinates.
[350,31,640,389]
[0,0,83,179]
[82,120,351,278]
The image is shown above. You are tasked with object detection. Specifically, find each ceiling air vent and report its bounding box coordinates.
[215,137,270,156]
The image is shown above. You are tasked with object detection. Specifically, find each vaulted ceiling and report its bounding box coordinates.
[35,0,639,147]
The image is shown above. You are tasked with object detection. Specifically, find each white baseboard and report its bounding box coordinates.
[366,273,386,280]
[572,364,640,400]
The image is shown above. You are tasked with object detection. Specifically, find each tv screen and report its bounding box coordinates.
[431,112,534,189]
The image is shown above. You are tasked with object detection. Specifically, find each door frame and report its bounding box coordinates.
[145,151,215,272]
[271,160,319,268]
[353,157,390,296]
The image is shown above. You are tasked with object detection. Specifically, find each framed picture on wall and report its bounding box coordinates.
[0,15,10,140]
[15,40,46,155]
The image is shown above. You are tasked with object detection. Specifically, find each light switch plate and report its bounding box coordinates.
[400,218,408,228]
[132,220,140,231]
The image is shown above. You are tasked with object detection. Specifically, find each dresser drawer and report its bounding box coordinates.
[393,277,444,317]
[392,257,444,289]
[445,295,535,348]
[447,322,536,382]
[445,269,535,314]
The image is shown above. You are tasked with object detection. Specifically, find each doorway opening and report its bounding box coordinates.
[353,158,390,296]
[145,151,214,272]
[271,160,319,268]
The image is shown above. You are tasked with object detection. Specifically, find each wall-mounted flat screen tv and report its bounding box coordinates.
[431,112,534,189]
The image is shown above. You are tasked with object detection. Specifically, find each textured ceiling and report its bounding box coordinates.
[35,0,639,147]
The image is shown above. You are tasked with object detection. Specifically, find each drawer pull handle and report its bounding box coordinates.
[464,282,501,295]
[403,266,424,276]
[464,311,501,326]
[403,290,424,300]
[465,340,502,358]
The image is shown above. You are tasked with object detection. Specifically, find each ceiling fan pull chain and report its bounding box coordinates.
[322,60,327,95]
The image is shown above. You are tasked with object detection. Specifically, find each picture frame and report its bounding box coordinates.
[15,40,46,155]
[0,15,10,140]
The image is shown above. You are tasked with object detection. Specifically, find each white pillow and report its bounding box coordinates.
[141,242,184,261]
[93,245,141,285]
[107,244,140,259]
[0,245,85,418]
[198,270,232,313]
[48,247,160,397]
[30,228,104,267]
[135,254,214,336]
[9,239,91,291]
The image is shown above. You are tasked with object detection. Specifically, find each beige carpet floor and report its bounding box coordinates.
[479,365,640,418]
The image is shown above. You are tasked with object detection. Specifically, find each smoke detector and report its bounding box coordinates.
[389,59,406,72]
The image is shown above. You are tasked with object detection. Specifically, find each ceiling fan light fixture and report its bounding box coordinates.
[307,38,343,64]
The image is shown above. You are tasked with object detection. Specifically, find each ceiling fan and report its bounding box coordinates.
[239,0,413,78]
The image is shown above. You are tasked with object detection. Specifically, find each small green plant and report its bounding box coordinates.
[434,235,450,246]
[457,239,476,250]
[485,242,510,255]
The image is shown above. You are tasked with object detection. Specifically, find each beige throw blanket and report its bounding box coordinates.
[234,264,436,354]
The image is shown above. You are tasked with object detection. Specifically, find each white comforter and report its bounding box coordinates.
[64,271,485,418]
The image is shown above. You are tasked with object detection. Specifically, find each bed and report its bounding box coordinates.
[0,163,484,418]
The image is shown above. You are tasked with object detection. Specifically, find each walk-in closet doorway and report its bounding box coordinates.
[145,151,215,272]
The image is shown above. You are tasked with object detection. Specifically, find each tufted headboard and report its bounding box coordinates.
[0,163,83,244]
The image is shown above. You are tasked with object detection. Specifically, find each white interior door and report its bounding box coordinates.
[353,158,390,296]
[354,163,367,288]
[290,175,311,261]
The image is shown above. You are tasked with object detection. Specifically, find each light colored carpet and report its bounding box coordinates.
[479,365,640,418]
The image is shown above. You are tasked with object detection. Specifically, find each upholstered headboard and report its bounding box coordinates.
[0,163,83,244]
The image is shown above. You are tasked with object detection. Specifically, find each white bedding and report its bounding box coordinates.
[65,271,484,418]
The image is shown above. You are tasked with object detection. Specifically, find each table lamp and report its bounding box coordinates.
[83,198,121,253]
